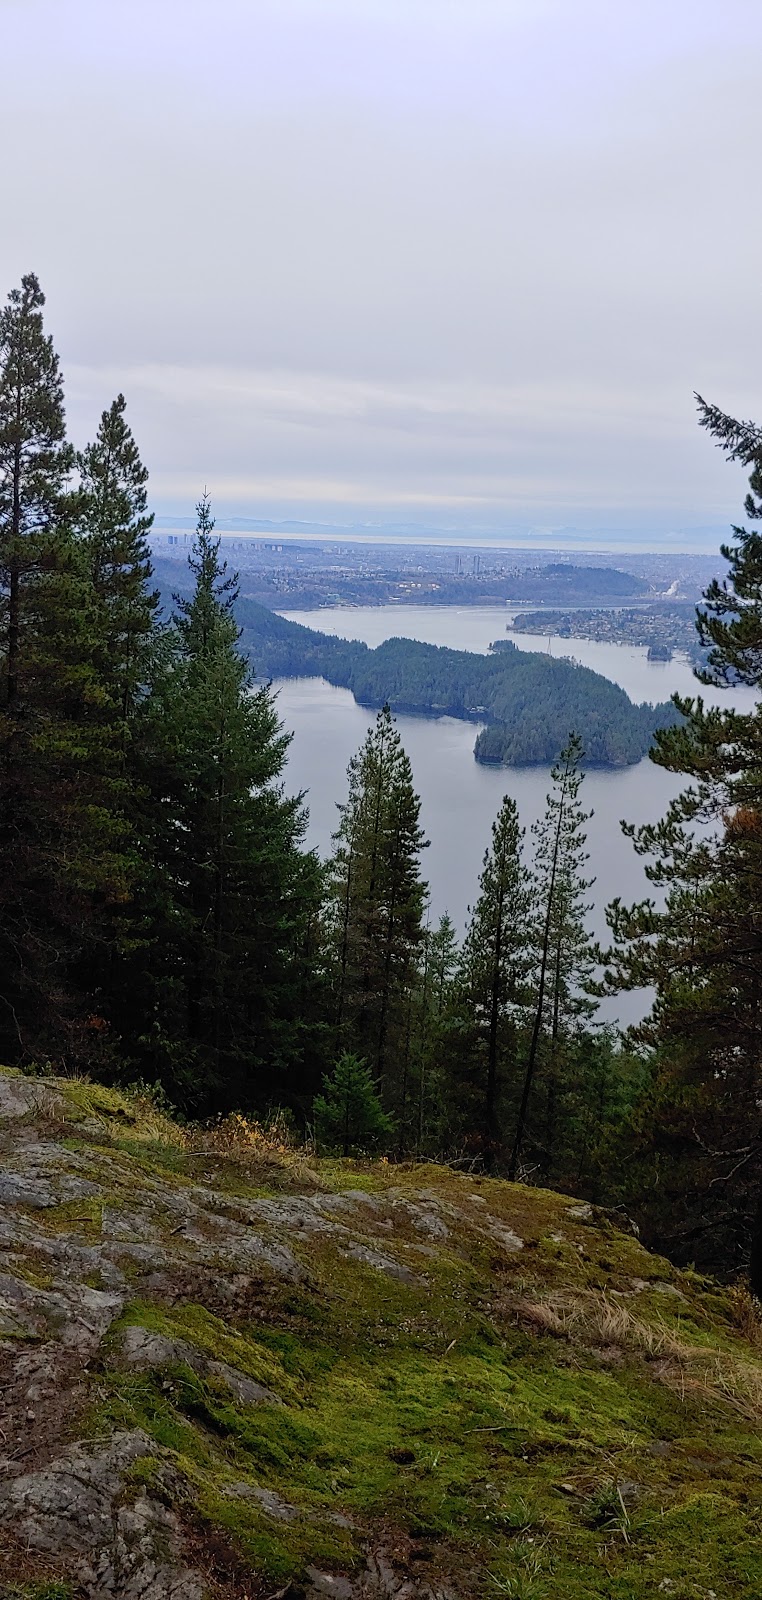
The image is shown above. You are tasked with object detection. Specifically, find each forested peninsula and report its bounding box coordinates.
[197,584,679,766]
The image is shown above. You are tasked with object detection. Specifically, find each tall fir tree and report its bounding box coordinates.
[606,399,762,1281]
[128,495,324,1112]
[0,273,73,709]
[411,911,459,1153]
[509,734,596,1178]
[452,795,534,1163]
[76,393,158,739]
[328,705,428,1112]
[0,275,110,1061]
[65,397,163,1049]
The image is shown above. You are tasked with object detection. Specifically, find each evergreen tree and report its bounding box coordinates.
[606,398,762,1280]
[509,735,596,1178]
[129,495,324,1112]
[64,398,163,1054]
[0,275,107,1061]
[411,911,460,1152]
[313,1053,394,1155]
[0,273,73,708]
[328,706,428,1111]
[76,393,158,739]
[454,796,534,1163]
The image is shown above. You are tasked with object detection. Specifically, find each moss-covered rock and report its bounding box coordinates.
[1,1066,761,1599]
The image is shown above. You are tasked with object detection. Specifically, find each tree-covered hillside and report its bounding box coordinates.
[237,595,678,767]
[153,566,676,766]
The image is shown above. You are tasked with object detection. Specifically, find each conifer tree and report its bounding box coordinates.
[313,1053,394,1155]
[411,911,459,1152]
[131,495,323,1112]
[0,273,73,708]
[509,735,596,1178]
[454,796,534,1161]
[0,275,97,1061]
[76,394,158,739]
[606,398,762,1279]
[328,706,428,1108]
[62,398,164,1053]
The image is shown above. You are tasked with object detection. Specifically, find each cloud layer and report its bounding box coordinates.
[2,0,760,538]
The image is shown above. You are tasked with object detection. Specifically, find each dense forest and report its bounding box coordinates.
[152,570,680,768]
[2,273,762,1289]
[240,606,682,767]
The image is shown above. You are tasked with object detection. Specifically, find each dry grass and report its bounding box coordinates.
[728,1283,762,1349]
[186,1109,321,1184]
[512,1286,762,1424]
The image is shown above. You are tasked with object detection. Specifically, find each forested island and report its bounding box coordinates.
[148,571,681,767]
[231,593,680,766]
[147,570,682,766]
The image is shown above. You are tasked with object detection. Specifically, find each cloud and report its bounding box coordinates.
[1,0,760,534]
[64,362,748,527]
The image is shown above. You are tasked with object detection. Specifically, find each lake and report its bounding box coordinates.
[274,605,756,1026]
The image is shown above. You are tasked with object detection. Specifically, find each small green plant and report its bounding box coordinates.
[122,1078,176,1118]
[313,1054,395,1156]
[581,1477,632,1538]
[3,1584,73,1600]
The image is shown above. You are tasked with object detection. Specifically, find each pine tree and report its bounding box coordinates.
[509,734,596,1179]
[62,397,164,1055]
[76,393,158,739]
[411,911,459,1152]
[313,1053,394,1155]
[455,795,534,1162]
[328,706,428,1112]
[0,275,100,1061]
[130,495,323,1112]
[606,397,762,1279]
[0,273,73,708]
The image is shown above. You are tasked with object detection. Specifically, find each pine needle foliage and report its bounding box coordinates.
[328,706,429,1110]
[313,1052,394,1155]
[605,399,762,1279]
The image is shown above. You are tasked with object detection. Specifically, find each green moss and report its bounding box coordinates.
[17,1070,762,1597]
[36,1196,103,1236]
[2,1587,73,1600]
[90,1269,762,1594]
[10,1255,54,1290]
[122,1454,166,1493]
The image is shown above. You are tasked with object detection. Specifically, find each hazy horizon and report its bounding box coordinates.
[150,512,730,558]
[2,0,760,542]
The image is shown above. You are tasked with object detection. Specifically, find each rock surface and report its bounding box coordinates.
[1,1068,761,1600]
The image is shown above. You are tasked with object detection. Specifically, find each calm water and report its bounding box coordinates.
[281,601,760,711]
[275,605,756,1026]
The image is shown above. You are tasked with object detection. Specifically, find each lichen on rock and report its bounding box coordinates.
[2,1067,762,1599]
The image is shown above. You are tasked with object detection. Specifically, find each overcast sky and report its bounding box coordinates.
[2,0,761,544]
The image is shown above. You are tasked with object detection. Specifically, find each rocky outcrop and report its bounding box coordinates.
[1,1068,761,1600]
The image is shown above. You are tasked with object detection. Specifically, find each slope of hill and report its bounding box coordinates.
[1,1067,761,1600]
[232,600,678,767]
[151,570,678,767]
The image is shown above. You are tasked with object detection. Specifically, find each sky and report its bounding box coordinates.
[1,0,761,546]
